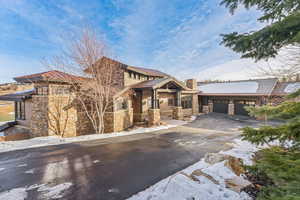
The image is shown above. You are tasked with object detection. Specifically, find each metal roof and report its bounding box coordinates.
[0,89,35,101]
[272,81,300,95]
[14,70,86,83]
[198,78,278,96]
[85,57,168,78]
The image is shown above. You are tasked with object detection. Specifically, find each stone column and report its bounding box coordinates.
[202,105,209,114]
[173,106,183,120]
[151,89,159,109]
[228,100,234,115]
[176,91,181,107]
[192,94,199,115]
[208,100,213,113]
[148,109,160,126]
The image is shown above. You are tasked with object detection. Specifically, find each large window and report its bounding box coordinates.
[15,101,25,120]
[181,96,192,109]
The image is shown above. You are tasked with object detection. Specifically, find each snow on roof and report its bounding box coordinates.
[284,82,300,93]
[198,81,259,94]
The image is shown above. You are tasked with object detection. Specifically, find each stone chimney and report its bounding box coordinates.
[185,79,197,90]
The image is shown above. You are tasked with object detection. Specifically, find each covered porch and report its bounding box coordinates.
[131,78,196,126]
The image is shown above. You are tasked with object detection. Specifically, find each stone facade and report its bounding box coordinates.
[104,108,133,133]
[186,79,197,90]
[228,102,234,115]
[31,95,49,137]
[208,101,213,113]
[148,109,160,126]
[173,107,183,120]
[192,94,199,114]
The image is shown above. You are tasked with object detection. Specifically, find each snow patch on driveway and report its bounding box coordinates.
[0,188,27,200]
[25,169,34,174]
[37,182,73,199]
[127,139,257,200]
[0,182,73,200]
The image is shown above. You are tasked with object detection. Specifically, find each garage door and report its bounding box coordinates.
[213,99,229,114]
[234,100,256,116]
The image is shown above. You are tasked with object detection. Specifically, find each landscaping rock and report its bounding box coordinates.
[191,169,219,185]
[224,157,245,176]
[204,153,245,176]
[204,153,229,164]
[225,176,252,193]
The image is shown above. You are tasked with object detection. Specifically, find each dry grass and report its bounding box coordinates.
[0,102,14,122]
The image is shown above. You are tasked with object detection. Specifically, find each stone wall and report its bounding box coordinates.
[30,95,49,137]
[148,109,160,126]
[185,79,197,90]
[228,102,234,115]
[182,108,193,117]
[173,107,183,120]
[103,108,133,133]
[192,94,199,115]
[159,92,176,119]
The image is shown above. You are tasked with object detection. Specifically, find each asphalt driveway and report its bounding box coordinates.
[0,113,268,200]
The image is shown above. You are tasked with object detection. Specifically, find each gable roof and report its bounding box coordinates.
[272,81,300,95]
[198,78,278,96]
[131,77,189,90]
[85,57,168,78]
[14,70,86,83]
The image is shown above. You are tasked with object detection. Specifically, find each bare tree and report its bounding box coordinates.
[44,28,115,134]
[256,45,300,81]
[48,93,72,137]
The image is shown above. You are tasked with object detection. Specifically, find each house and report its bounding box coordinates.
[0,57,199,139]
[1,56,299,140]
[198,79,300,116]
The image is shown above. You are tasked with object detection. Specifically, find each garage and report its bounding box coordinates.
[234,100,256,116]
[212,99,229,114]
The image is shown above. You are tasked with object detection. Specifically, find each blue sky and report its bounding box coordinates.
[0,0,264,83]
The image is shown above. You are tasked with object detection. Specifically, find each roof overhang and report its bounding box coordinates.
[198,93,267,97]
[0,89,34,101]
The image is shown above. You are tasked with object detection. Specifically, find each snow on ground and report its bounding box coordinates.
[37,182,73,199]
[25,169,34,174]
[0,117,196,153]
[127,139,258,200]
[0,182,72,200]
[0,188,28,200]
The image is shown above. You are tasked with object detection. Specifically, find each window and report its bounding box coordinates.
[129,72,132,78]
[181,96,192,109]
[115,99,128,111]
[134,73,137,79]
[37,87,48,95]
[168,98,174,106]
[15,101,25,120]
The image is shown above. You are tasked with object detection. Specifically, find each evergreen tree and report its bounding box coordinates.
[221,0,300,60]
[220,0,300,199]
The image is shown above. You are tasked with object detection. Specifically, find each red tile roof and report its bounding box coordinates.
[14,70,86,83]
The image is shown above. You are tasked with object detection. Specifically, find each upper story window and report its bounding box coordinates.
[129,72,132,78]
[36,87,48,95]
